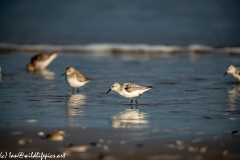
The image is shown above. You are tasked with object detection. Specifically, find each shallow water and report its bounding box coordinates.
[0,52,240,137]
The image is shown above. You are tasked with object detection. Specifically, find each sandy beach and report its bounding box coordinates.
[0,127,239,160]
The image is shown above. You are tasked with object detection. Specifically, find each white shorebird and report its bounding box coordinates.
[61,66,91,93]
[26,52,58,72]
[106,83,152,106]
[223,65,240,81]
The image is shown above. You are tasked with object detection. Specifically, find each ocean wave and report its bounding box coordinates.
[0,43,239,54]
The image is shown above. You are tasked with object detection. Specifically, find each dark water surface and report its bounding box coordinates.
[0,52,239,138]
[1,0,240,45]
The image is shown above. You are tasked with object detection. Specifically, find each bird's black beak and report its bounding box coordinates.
[223,72,227,77]
[61,73,65,76]
[106,89,111,94]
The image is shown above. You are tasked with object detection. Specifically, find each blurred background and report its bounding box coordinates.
[0,2,240,154]
[0,0,240,46]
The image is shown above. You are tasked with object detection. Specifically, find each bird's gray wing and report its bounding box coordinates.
[76,71,91,82]
[75,71,87,82]
[123,83,143,93]
[31,53,55,63]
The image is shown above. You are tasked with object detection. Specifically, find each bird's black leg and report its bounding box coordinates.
[72,88,74,94]
[135,99,138,106]
[77,88,79,93]
[135,94,142,107]
[130,98,133,109]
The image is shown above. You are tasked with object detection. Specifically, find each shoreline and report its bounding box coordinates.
[0,43,240,54]
[1,127,239,160]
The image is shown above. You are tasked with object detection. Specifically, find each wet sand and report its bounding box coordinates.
[1,127,239,160]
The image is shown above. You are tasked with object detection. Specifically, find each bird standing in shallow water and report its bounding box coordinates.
[61,66,91,93]
[26,52,58,72]
[106,83,152,106]
[223,65,240,81]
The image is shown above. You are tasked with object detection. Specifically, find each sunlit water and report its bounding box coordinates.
[0,52,240,137]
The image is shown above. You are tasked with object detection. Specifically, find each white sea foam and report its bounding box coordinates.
[186,44,214,53]
[0,43,239,54]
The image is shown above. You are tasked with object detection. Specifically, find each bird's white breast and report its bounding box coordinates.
[232,74,240,81]
[119,89,148,98]
[66,77,88,88]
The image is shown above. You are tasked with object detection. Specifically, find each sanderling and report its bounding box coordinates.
[26,52,58,72]
[46,130,66,141]
[61,66,91,93]
[106,83,152,106]
[223,65,240,81]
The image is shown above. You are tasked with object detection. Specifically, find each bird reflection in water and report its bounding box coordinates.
[111,109,149,129]
[66,94,86,125]
[36,69,55,80]
[228,84,240,111]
